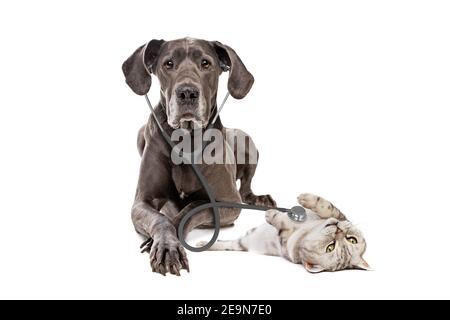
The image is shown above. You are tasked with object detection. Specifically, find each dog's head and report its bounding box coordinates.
[122,38,254,130]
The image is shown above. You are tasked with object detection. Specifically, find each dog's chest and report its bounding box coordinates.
[172,165,202,198]
[171,163,237,200]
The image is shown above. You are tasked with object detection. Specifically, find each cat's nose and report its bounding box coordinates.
[335,228,345,239]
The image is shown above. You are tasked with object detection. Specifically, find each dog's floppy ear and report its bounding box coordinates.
[122,39,165,95]
[211,41,254,99]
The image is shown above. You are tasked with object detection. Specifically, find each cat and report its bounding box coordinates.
[197,193,370,273]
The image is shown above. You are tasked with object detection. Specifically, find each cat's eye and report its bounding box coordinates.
[346,236,358,244]
[326,241,336,253]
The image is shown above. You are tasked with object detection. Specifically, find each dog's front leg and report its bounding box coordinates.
[132,200,189,276]
[132,147,189,276]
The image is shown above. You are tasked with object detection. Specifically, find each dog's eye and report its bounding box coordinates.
[165,60,174,69]
[201,59,210,69]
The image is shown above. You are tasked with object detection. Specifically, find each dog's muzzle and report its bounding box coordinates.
[168,84,208,130]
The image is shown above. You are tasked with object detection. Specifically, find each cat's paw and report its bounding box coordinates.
[265,209,281,223]
[298,193,344,220]
[297,193,319,209]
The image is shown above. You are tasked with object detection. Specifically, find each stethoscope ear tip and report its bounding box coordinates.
[287,206,307,222]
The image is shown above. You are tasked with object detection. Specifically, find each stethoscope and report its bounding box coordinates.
[140,92,307,253]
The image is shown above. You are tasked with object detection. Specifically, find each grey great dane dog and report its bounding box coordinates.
[122,37,276,276]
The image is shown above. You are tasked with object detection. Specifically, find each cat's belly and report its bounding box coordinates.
[244,224,282,256]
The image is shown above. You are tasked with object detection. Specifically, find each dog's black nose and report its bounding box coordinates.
[176,85,199,105]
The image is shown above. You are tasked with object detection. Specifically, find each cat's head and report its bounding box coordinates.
[288,218,370,273]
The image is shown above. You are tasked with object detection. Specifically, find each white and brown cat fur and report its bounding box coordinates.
[198,193,370,273]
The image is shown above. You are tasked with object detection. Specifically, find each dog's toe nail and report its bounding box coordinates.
[171,265,181,276]
[159,265,166,276]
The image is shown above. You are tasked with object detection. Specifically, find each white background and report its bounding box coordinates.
[0,0,449,299]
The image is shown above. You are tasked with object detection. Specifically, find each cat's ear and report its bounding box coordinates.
[303,261,326,273]
[353,257,372,271]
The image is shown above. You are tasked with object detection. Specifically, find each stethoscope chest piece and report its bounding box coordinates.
[287,206,307,222]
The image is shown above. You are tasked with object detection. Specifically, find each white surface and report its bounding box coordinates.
[0,0,449,299]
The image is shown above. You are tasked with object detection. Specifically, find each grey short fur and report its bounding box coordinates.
[122,37,276,276]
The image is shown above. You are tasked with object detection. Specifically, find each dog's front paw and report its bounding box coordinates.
[141,235,189,276]
[243,193,277,208]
